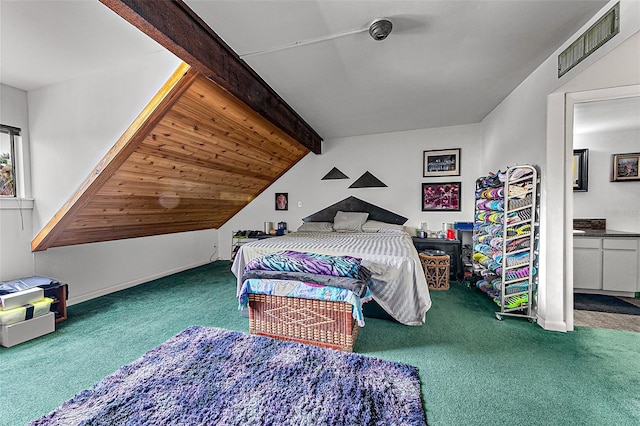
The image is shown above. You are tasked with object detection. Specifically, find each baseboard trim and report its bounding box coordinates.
[66,260,213,306]
[536,315,568,332]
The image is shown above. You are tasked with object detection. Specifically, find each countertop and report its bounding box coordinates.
[573,229,640,238]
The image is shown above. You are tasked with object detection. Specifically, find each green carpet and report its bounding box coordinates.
[2,261,639,425]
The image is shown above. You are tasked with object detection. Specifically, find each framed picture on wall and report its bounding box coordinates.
[422,182,461,211]
[611,152,640,181]
[275,193,289,210]
[423,148,461,177]
[572,149,589,191]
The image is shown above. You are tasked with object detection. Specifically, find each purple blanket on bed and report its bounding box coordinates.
[243,250,372,283]
[241,270,369,297]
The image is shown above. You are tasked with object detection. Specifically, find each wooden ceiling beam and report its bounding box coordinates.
[99,0,322,154]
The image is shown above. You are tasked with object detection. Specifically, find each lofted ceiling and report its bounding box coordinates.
[1,0,609,139]
[187,0,609,139]
[1,0,612,250]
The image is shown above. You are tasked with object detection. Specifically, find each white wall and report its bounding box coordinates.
[0,84,35,279]
[28,51,180,231]
[0,51,219,303]
[482,0,640,331]
[0,200,35,280]
[34,229,217,305]
[574,125,640,232]
[218,123,483,260]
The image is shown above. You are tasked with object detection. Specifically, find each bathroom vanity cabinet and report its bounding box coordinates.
[574,232,639,295]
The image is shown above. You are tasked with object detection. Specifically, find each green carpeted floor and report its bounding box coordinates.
[2,261,639,425]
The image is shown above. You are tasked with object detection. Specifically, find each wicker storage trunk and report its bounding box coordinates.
[248,294,359,352]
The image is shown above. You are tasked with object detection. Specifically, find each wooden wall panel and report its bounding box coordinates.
[31,66,309,251]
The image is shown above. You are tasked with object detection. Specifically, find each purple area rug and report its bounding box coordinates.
[30,326,426,425]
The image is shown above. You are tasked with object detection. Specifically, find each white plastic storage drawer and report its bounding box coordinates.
[603,238,638,250]
[0,312,55,347]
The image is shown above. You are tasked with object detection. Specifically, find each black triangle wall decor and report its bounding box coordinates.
[321,167,349,180]
[349,171,387,188]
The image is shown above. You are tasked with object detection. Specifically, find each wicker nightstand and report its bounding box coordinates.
[412,237,462,280]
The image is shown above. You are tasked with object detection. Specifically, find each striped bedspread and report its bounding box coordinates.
[231,231,431,326]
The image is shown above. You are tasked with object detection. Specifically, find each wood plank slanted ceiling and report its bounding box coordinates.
[31,63,310,251]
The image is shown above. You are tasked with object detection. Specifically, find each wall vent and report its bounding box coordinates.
[558,2,619,78]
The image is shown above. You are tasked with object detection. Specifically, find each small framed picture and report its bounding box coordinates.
[275,192,289,210]
[423,148,461,177]
[572,149,589,191]
[611,152,640,181]
[422,182,461,211]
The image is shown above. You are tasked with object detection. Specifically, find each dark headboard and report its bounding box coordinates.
[302,196,408,225]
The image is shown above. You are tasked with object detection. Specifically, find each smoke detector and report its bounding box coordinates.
[368,18,393,41]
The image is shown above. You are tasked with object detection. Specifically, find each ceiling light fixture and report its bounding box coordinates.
[239,17,392,59]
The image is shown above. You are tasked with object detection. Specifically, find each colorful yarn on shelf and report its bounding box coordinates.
[509,194,532,209]
[474,211,504,224]
[505,237,531,252]
[506,223,531,238]
[475,199,504,211]
[504,266,536,282]
[505,252,531,267]
[508,168,533,180]
[478,187,504,199]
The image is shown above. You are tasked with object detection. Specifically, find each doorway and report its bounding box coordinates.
[566,86,640,332]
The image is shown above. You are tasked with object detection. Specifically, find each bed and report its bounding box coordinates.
[231,197,431,350]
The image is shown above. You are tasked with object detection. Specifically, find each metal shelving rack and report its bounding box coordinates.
[472,165,539,322]
[496,165,539,321]
[230,232,258,264]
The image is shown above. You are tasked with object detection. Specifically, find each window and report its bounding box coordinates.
[0,125,20,198]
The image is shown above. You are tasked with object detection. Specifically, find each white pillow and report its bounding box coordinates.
[333,211,369,232]
[297,222,334,232]
[361,220,404,233]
